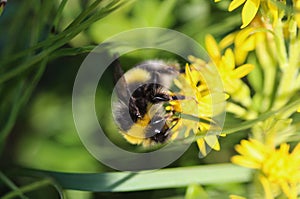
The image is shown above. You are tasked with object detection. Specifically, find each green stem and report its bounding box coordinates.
[0,82,25,146]
[49,46,96,60]
[0,1,31,57]
[273,19,299,110]
[226,98,300,134]
[273,19,288,69]
[52,0,68,32]
[255,35,277,112]
[2,179,53,199]
[0,0,121,69]
[65,0,104,30]
[0,171,28,199]
[180,113,212,124]
[0,1,123,84]
[0,59,47,149]
[179,98,300,144]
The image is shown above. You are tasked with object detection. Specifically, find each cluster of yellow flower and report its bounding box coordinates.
[177,0,300,198]
[232,139,300,199]
[174,58,228,156]
[221,0,300,198]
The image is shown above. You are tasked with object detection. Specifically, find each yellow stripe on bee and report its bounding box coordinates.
[123,133,145,145]
[124,68,151,84]
[123,114,151,144]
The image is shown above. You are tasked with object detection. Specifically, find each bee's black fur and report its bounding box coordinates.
[113,59,181,144]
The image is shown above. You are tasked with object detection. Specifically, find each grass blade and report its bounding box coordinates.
[34,164,252,192]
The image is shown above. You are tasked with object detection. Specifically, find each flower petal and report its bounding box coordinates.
[204,135,220,151]
[234,49,248,65]
[232,64,254,78]
[229,0,247,11]
[222,48,235,70]
[200,92,228,104]
[231,155,261,168]
[205,34,221,61]
[219,32,237,49]
[197,138,207,156]
[239,35,256,51]
[235,27,256,47]
[235,139,265,162]
[241,0,260,28]
[258,175,274,199]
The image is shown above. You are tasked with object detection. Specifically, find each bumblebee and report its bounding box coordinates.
[112,59,184,146]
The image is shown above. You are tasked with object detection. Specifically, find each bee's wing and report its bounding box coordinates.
[113,57,131,103]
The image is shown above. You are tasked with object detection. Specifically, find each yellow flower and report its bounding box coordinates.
[205,34,221,64]
[232,139,300,199]
[219,18,266,65]
[229,0,261,28]
[232,139,268,169]
[216,0,282,28]
[204,34,254,109]
[233,26,258,65]
[252,116,294,147]
[175,61,227,157]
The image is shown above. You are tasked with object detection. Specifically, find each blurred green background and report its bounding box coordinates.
[0,0,248,198]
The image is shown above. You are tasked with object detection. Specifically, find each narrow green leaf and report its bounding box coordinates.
[49,46,97,60]
[0,59,47,148]
[52,0,68,31]
[33,164,252,192]
[0,0,124,80]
